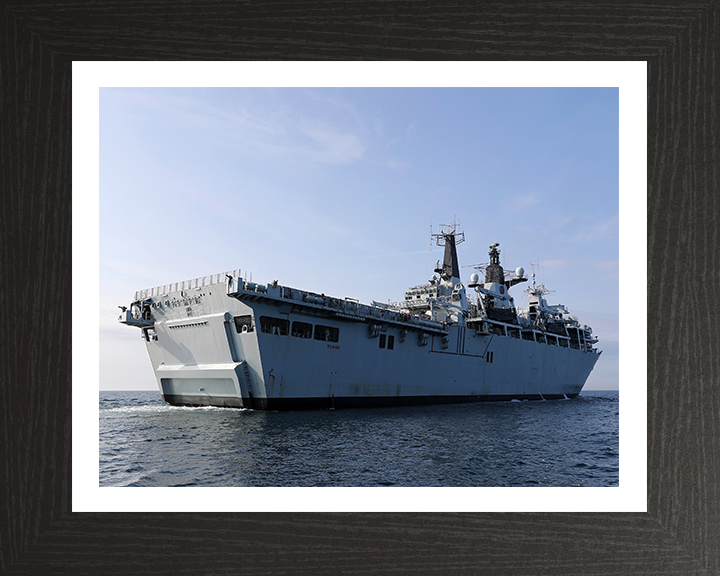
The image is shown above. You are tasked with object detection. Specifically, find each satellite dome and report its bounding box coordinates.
[515,267,525,278]
[470,273,479,284]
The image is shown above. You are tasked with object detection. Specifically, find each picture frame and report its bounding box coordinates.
[2,2,716,573]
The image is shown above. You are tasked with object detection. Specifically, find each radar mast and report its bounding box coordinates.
[431,220,465,284]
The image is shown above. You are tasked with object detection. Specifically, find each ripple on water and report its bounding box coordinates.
[99,390,619,487]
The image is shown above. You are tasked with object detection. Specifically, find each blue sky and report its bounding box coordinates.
[100,87,619,390]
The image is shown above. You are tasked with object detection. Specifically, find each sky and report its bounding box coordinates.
[99,87,619,391]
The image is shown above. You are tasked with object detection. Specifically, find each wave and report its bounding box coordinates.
[100,404,248,415]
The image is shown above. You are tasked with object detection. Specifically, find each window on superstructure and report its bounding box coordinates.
[379,334,386,348]
[260,316,289,336]
[291,321,312,339]
[314,324,339,342]
[387,335,395,350]
[234,315,254,333]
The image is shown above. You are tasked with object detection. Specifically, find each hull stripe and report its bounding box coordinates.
[163,393,578,411]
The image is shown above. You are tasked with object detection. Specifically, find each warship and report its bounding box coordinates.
[119,224,600,410]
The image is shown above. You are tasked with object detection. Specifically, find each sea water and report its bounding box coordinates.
[99,390,618,487]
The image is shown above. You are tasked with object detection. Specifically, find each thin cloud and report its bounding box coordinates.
[594,260,619,275]
[387,156,412,170]
[365,250,430,260]
[510,192,542,207]
[296,118,365,164]
[101,257,171,284]
[127,90,369,167]
[595,259,618,269]
[571,214,619,243]
[539,259,569,268]
[406,121,417,140]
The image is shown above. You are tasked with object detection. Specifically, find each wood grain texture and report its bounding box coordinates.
[1,1,718,574]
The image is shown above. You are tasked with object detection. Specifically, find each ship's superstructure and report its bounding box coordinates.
[120,224,600,410]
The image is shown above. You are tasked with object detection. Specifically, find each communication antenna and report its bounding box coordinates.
[431,219,465,247]
[529,260,539,289]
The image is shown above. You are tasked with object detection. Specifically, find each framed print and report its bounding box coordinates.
[2,2,717,574]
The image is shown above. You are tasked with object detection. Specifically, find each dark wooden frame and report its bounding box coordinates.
[2,2,717,574]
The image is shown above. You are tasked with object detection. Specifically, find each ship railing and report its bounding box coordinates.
[228,279,446,332]
[275,284,443,330]
[135,269,242,302]
[405,282,438,291]
[386,300,412,310]
[400,300,431,310]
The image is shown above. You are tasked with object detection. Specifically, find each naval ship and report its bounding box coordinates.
[119,224,600,410]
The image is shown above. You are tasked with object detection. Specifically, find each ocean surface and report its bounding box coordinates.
[99,390,618,487]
